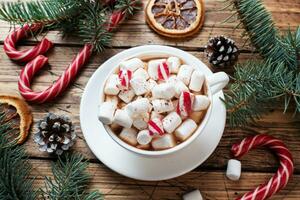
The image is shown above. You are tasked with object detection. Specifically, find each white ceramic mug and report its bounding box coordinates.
[100,47,229,157]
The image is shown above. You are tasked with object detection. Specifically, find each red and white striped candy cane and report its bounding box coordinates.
[4,24,53,62]
[118,69,132,90]
[148,118,164,136]
[158,61,170,81]
[18,44,93,103]
[177,91,194,118]
[231,134,294,200]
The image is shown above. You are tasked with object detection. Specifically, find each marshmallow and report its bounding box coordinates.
[189,70,205,92]
[177,65,194,85]
[113,109,133,128]
[192,95,210,111]
[162,111,182,133]
[130,77,149,95]
[226,159,241,181]
[118,88,135,103]
[148,59,166,80]
[126,98,151,118]
[157,61,170,81]
[174,119,197,141]
[104,74,120,95]
[177,92,194,118]
[119,128,138,146]
[97,102,116,124]
[148,117,164,136]
[152,82,176,100]
[152,99,174,113]
[190,111,205,124]
[117,69,132,90]
[133,68,149,80]
[168,76,189,97]
[151,134,176,150]
[182,190,203,200]
[120,58,144,72]
[132,112,149,130]
[148,79,157,90]
[137,130,152,145]
[167,56,181,73]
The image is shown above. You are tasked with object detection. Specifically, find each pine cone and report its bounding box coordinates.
[205,36,239,67]
[33,113,76,155]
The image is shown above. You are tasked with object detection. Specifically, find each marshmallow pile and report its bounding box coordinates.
[98,56,210,151]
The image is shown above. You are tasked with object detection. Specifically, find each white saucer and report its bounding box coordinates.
[80,45,226,181]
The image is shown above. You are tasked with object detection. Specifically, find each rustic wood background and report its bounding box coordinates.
[0,0,299,199]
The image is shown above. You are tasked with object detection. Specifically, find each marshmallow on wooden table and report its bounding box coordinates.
[130,77,149,95]
[177,91,194,118]
[119,128,138,146]
[151,134,176,150]
[137,130,152,145]
[118,88,135,103]
[175,119,197,141]
[104,74,120,95]
[167,56,181,73]
[177,64,194,85]
[148,59,166,80]
[152,82,176,100]
[162,111,182,133]
[120,58,144,72]
[168,76,189,97]
[117,69,132,90]
[133,68,149,80]
[152,99,174,113]
[189,70,205,92]
[192,95,210,111]
[226,159,241,181]
[97,102,116,124]
[182,190,203,200]
[126,98,151,118]
[113,109,133,128]
[133,112,149,130]
[148,117,164,136]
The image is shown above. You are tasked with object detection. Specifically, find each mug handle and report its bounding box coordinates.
[207,72,229,95]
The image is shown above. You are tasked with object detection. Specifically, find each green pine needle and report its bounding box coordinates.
[40,153,103,200]
[0,0,81,27]
[0,112,36,200]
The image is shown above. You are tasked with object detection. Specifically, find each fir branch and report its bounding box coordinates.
[40,153,103,200]
[76,1,112,52]
[232,0,298,70]
[115,0,142,15]
[0,0,82,26]
[0,112,36,200]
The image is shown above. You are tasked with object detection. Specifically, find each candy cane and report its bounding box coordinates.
[3,24,53,62]
[18,44,93,103]
[231,134,294,200]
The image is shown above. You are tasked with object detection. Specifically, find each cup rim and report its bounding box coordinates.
[99,46,215,156]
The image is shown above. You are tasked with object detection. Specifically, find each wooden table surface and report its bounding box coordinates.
[0,0,300,199]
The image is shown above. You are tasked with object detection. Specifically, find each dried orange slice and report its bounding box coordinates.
[0,95,33,144]
[145,0,205,38]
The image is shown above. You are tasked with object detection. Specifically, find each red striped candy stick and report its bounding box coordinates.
[18,44,93,103]
[3,24,53,62]
[232,134,294,200]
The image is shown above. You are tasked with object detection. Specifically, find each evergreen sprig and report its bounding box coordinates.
[0,113,36,200]
[0,0,81,26]
[0,111,102,200]
[41,153,103,200]
[224,0,300,126]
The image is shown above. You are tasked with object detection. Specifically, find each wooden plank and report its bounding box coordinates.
[29,160,300,200]
[0,45,299,172]
[0,0,298,49]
